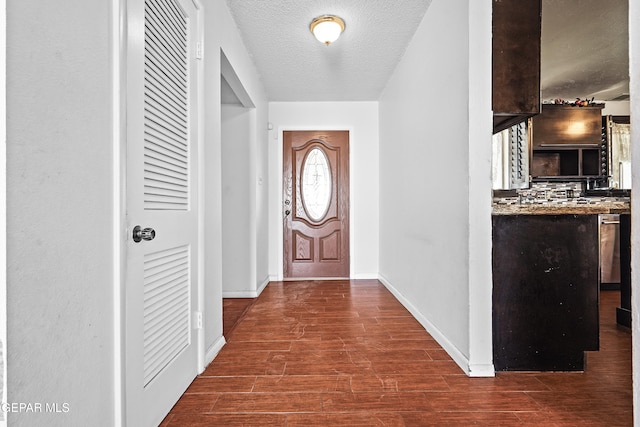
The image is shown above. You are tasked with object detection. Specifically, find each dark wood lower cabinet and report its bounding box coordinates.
[617,214,632,327]
[492,215,599,371]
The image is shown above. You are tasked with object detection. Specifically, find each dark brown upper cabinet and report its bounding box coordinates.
[492,0,542,134]
[531,103,606,179]
[532,104,604,148]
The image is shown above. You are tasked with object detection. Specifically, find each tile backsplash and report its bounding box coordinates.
[494,182,630,206]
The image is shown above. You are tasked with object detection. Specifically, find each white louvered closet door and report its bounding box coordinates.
[125,0,200,425]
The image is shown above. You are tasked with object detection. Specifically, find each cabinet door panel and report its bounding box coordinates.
[532,105,603,147]
[492,0,541,124]
[493,215,600,371]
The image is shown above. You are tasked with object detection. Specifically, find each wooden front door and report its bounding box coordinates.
[283,131,350,278]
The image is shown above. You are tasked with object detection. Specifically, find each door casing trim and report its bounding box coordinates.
[112,0,126,424]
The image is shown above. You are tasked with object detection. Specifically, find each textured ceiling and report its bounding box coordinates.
[225,0,432,102]
[541,0,629,102]
[224,0,630,104]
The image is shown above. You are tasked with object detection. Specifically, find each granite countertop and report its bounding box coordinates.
[492,201,631,215]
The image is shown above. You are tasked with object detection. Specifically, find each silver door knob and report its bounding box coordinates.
[133,225,156,242]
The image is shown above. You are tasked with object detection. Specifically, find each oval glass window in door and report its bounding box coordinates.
[301,147,332,221]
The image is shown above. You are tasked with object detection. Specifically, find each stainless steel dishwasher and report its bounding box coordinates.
[600,214,621,288]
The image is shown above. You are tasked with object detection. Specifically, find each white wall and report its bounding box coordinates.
[602,100,631,116]
[202,2,269,359]
[222,105,255,297]
[629,0,639,420]
[466,0,494,376]
[4,2,269,425]
[378,0,494,376]
[268,102,380,280]
[6,1,116,425]
[1,0,7,423]
[255,104,270,292]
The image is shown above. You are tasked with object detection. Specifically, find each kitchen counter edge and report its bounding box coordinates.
[492,204,630,215]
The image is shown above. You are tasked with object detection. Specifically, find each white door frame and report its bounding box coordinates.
[112,1,127,424]
[191,0,206,377]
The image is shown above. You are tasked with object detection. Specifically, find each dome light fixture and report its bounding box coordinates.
[310,15,345,45]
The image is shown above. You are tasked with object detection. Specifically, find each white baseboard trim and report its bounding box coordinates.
[204,336,226,368]
[222,290,257,298]
[222,278,270,299]
[351,273,380,280]
[257,276,270,296]
[468,363,495,377]
[378,274,475,377]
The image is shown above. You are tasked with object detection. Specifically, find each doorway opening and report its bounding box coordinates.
[220,50,258,336]
[490,0,632,372]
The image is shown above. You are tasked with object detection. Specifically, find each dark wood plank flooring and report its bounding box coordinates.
[162,280,632,426]
[223,298,256,337]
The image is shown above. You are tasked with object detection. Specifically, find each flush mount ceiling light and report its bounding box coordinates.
[310,15,345,45]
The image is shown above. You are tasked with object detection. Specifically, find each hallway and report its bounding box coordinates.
[161,280,632,426]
